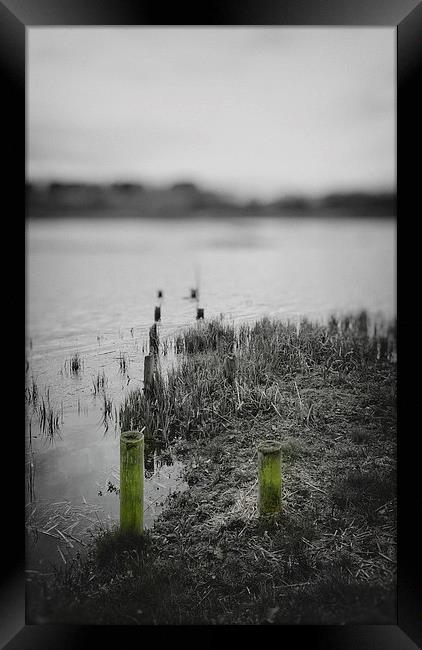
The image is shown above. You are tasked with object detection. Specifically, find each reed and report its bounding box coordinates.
[38,394,61,440]
[173,319,236,355]
[118,352,128,374]
[64,353,83,376]
[25,376,39,405]
[101,393,114,433]
[27,450,36,502]
[92,370,108,395]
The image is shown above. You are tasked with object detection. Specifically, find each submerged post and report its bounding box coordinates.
[154,305,161,322]
[379,336,388,360]
[143,354,154,392]
[357,311,368,336]
[120,430,144,533]
[196,307,204,320]
[258,440,282,515]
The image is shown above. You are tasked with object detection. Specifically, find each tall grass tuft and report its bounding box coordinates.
[120,313,396,445]
[101,393,115,433]
[92,370,108,396]
[118,352,128,374]
[25,376,39,405]
[38,394,61,440]
[65,353,84,376]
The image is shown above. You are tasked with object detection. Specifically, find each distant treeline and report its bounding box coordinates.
[26,181,396,219]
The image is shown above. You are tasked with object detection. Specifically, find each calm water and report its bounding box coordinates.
[25,215,395,569]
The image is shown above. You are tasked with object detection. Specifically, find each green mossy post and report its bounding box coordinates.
[120,430,144,533]
[258,440,282,515]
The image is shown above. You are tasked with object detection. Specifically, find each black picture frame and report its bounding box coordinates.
[2,0,420,646]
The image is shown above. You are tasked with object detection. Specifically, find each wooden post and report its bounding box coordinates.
[223,355,236,383]
[258,441,282,515]
[154,305,161,322]
[149,323,159,355]
[357,311,368,336]
[196,307,204,320]
[143,354,154,391]
[328,315,338,335]
[157,290,163,298]
[120,430,144,533]
[342,316,350,332]
[191,288,198,299]
[379,336,388,360]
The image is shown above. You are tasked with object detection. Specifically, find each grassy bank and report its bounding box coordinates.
[27,314,396,625]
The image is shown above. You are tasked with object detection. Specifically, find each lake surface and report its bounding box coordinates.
[25,215,395,570]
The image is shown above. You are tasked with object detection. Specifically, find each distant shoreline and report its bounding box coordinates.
[26,182,396,220]
[26,209,396,220]
[26,203,396,221]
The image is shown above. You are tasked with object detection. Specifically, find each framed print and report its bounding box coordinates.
[1,0,420,646]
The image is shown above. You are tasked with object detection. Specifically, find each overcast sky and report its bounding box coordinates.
[28,28,395,200]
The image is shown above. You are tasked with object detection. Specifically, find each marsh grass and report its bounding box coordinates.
[92,370,108,396]
[330,467,396,519]
[118,352,128,374]
[65,353,84,376]
[27,450,36,503]
[101,393,115,433]
[120,313,395,444]
[173,319,236,354]
[349,427,371,445]
[29,313,396,625]
[38,394,62,440]
[25,376,39,406]
[26,381,62,441]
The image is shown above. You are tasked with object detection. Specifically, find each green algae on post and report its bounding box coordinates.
[258,440,282,515]
[120,430,144,533]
